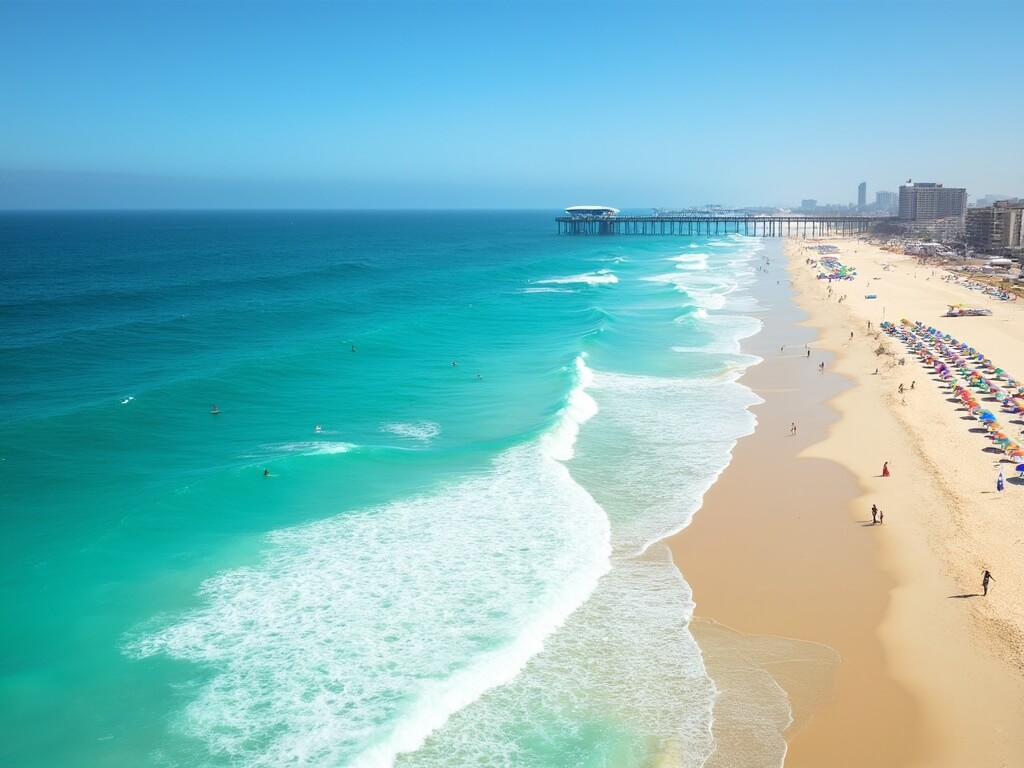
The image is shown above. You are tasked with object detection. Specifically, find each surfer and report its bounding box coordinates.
[211,404,220,414]
[263,469,270,477]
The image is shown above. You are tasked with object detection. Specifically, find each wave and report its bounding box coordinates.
[541,355,598,462]
[126,359,611,768]
[520,286,577,294]
[668,252,710,271]
[380,421,440,443]
[270,441,358,456]
[533,269,618,287]
[126,444,611,768]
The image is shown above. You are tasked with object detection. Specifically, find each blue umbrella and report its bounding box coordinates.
[1016,463,1024,472]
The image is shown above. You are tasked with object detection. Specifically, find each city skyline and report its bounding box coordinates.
[1,0,1022,210]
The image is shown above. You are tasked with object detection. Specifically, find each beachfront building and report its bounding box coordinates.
[898,181,967,222]
[800,199,817,212]
[966,199,1024,255]
[898,181,968,239]
[858,182,867,211]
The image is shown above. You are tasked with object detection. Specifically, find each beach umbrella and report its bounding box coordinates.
[1016,464,1024,472]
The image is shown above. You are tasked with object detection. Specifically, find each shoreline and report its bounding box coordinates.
[668,236,1024,766]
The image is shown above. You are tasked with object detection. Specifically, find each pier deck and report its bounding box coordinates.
[555,215,893,236]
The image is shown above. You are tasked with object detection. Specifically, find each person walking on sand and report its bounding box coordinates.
[997,471,1005,493]
[879,510,884,525]
[790,422,797,436]
[982,569,994,596]
[882,461,890,477]
[871,504,878,524]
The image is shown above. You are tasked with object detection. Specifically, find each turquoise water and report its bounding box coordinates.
[1,211,771,767]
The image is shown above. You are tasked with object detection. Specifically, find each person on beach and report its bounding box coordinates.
[850,331,854,340]
[806,349,811,358]
[790,422,797,436]
[879,510,884,524]
[997,471,1005,493]
[882,461,890,477]
[982,569,995,596]
[898,383,904,394]
[911,381,915,389]
[871,504,878,524]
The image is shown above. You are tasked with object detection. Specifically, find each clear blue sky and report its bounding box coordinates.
[1,0,1021,209]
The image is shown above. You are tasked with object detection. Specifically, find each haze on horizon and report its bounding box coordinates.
[1,0,1021,211]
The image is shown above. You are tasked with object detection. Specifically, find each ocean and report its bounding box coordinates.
[1,210,778,767]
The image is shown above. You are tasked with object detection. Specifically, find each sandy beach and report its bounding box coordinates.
[670,237,1024,766]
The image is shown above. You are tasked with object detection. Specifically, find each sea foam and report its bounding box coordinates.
[127,358,610,768]
[533,269,619,287]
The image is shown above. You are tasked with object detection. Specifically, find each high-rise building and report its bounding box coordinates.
[898,181,967,222]
[966,200,1024,252]
[857,182,867,210]
[875,191,898,214]
[800,199,817,211]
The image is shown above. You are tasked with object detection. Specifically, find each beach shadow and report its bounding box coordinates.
[948,593,981,599]
[859,520,878,527]
[969,427,990,433]
[1008,476,1024,486]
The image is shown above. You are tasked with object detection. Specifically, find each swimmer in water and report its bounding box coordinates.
[315,425,322,433]
[263,469,270,477]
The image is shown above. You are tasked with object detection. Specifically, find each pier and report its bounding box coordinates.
[556,214,894,237]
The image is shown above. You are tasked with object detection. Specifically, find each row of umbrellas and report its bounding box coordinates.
[881,319,1024,471]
